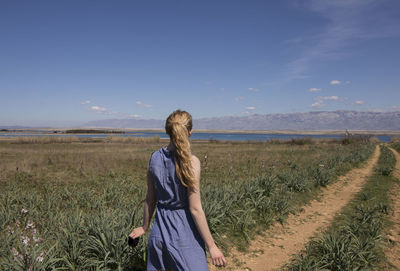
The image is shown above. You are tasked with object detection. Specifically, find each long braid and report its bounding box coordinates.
[165,110,194,188]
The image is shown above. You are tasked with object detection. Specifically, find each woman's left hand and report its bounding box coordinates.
[129,227,146,239]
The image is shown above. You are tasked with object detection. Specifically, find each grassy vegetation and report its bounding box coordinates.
[0,135,161,145]
[283,145,397,271]
[199,143,375,250]
[391,141,400,153]
[0,138,375,270]
[65,129,125,134]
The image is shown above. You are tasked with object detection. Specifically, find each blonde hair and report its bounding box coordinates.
[165,110,194,188]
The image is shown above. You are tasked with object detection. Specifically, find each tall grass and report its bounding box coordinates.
[0,140,375,270]
[201,143,375,249]
[0,174,147,270]
[106,135,160,143]
[391,141,400,153]
[284,145,396,270]
[11,136,80,144]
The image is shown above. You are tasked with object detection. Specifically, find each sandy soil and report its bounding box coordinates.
[209,145,380,271]
[386,148,400,270]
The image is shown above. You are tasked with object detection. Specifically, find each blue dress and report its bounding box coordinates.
[147,147,208,271]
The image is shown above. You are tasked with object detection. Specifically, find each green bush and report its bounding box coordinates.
[376,166,393,176]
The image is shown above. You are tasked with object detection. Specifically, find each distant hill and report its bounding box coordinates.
[0,126,35,129]
[83,110,400,131]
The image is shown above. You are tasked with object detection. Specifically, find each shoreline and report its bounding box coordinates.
[1,128,400,136]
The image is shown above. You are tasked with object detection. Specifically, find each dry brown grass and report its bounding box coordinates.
[0,137,161,183]
[105,135,160,143]
[5,136,80,144]
[0,137,352,186]
[390,137,400,143]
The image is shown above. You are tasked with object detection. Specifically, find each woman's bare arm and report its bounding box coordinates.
[129,169,157,238]
[188,155,226,267]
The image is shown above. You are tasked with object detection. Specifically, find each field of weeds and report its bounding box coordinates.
[0,137,375,270]
[284,145,397,270]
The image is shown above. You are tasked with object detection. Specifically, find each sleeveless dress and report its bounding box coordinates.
[147,147,208,271]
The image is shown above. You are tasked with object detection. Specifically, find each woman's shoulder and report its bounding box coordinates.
[190,154,200,169]
[151,146,168,156]
[148,147,163,165]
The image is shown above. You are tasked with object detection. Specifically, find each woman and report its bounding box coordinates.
[129,110,226,270]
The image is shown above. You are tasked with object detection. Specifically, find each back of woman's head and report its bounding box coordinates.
[165,110,194,188]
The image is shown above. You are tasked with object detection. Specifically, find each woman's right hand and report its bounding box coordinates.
[209,244,226,267]
[129,226,146,239]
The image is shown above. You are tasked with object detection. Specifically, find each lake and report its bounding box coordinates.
[0,131,394,142]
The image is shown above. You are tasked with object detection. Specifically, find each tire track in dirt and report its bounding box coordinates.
[386,148,400,270]
[209,145,380,271]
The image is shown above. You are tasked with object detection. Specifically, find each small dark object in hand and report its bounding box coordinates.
[128,236,140,248]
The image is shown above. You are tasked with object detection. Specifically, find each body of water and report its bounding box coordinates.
[0,131,394,142]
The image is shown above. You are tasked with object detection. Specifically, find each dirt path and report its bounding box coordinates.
[386,148,400,270]
[210,145,380,271]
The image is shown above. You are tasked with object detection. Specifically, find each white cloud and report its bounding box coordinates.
[311,95,340,108]
[90,106,107,112]
[311,102,323,108]
[330,80,342,85]
[242,111,250,114]
[351,100,365,105]
[136,101,152,108]
[309,88,322,92]
[90,105,117,115]
[321,96,339,101]
[80,100,91,105]
[234,96,243,102]
[246,106,255,110]
[128,114,141,118]
[220,88,225,92]
[248,88,259,92]
[392,105,400,110]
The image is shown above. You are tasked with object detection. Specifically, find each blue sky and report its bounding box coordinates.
[1,0,399,126]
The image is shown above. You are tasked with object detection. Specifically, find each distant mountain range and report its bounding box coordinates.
[83,110,400,131]
[0,125,51,130]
